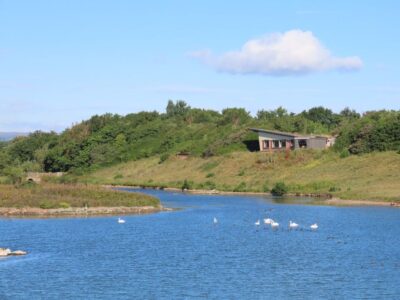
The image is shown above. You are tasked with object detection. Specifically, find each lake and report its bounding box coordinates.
[1,189,400,299]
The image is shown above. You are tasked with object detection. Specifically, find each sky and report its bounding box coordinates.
[1,0,399,132]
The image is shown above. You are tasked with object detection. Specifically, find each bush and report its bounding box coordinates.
[18,180,38,189]
[58,202,71,208]
[159,153,169,164]
[339,149,350,158]
[271,182,288,196]
[329,186,341,192]
[206,172,214,178]
[3,166,24,185]
[39,201,57,209]
[181,179,192,191]
[233,182,247,192]
[238,169,245,176]
[203,180,216,190]
[263,182,270,193]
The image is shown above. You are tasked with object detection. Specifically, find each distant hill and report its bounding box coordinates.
[0,132,29,141]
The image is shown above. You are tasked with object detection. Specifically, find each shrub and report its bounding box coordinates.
[159,153,169,164]
[238,169,245,176]
[3,166,24,185]
[39,201,57,209]
[271,182,288,196]
[203,180,216,190]
[58,202,71,208]
[233,182,247,192]
[329,186,341,192]
[206,172,214,178]
[202,149,215,158]
[263,182,270,193]
[181,179,192,191]
[339,149,350,158]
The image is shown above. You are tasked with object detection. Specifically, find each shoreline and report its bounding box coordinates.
[0,205,171,218]
[106,184,400,207]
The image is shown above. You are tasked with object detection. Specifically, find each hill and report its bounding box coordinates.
[0,101,399,202]
[79,150,400,202]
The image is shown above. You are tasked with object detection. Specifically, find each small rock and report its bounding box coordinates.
[10,250,27,256]
[0,248,27,256]
[0,248,11,256]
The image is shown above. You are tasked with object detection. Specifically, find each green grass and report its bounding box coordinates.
[78,150,400,202]
[0,183,160,208]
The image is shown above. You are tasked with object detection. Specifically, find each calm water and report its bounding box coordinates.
[1,189,400,299]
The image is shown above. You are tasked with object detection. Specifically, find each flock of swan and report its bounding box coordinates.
[118,216,318,230]
[214,217,318,230]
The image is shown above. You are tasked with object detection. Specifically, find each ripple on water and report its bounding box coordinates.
[1,189,399,299]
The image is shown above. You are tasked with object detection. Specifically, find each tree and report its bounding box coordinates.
[271,182,288,196]
[220,108,250,126]
[166,100,191,118]
[302,107,340,130]
[340,107,360,120]
[3,166,25,185]
[114,133,127,162]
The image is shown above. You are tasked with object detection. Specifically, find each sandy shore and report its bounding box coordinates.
[107,185,400,207]
[321,198,399,207]
[0,205,170,218]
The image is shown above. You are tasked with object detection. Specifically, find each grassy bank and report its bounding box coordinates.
[79,150,400,202]
[0,183,160,209]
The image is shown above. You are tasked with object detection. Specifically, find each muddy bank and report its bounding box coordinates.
[106,185,399,207]
[0,205,170,218]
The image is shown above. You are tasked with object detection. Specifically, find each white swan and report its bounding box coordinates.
[289,221,299,229]
[271,221,279,228]
[213,217,218,224]
[255,220,260,226]
[310,223,318,230]
[263,218,273,224]
[118,217,126,224]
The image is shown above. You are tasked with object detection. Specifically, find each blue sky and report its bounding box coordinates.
[1,0,399,131]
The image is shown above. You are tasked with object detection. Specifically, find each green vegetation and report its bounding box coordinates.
[181,179,192,191]
[0,184,160,209]
[0,101,399,202]
[2,101,398,177]
[80,150,400,202]
[271,182,288,196]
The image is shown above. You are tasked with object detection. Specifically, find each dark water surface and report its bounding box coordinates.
[1,189,400,299]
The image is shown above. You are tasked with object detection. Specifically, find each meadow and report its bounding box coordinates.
[80,150,400,202]
[0,183,160,209]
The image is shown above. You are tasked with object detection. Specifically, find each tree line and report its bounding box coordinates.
[0,100,399,181]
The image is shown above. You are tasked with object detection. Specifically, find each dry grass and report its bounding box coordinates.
[0,183,160,208]
[82,150,400,202]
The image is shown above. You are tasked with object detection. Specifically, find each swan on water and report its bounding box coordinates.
[289,221,299,229]
[310,223,318,230]
[264,218,273,224]
[271,221,279,228]
[213,217,218,224]
[118,217,126,224]
[255,220,260,226]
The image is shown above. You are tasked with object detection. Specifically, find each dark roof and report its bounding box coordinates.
[249,128,302,138]
[249,128,328,139]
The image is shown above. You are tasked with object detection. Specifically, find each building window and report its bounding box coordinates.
[298,139,307,148]
[263,140,269,150]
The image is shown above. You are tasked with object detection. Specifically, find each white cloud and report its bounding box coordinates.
[190,30,363,76]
